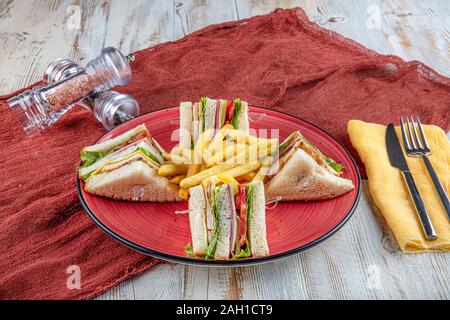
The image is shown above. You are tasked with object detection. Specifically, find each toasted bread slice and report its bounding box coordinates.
[203,98,217,132]
[214,185,232,259]
[235,101,249,134]
[265,149,355,201]
[248,181,269,256]
[82,124,147,154]
[179,102,193,150]
[188,186,208,256]
[85,160,181,202]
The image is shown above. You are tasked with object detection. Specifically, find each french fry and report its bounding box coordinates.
[205,140,227,164]
[206,124,233,155]
[221,162,261,178]
[227,130,257,145]
[193,128,214,164]
[216,173,239,194]
[168,154,191,165]
[226,143,259,165]
[166,147,193,164]
[158,164,189,177]
[228,130,278,146]
[261,137,278,144]
[257,140,278,160]
[206,143,245,167]
[179,188,189,200]
[187,163,202,177]
[227,130,263,144]
[162,152,172,162]
[201,175,219,189]
[252,157,276,182]
[256,138,277,148]
[260,155,275,167]
[180,164,236,189]
[170,175,186,184]
[252,168,267,182]
[170,147,191,156]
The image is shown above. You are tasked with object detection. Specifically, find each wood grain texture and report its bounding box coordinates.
[174,0,237,38]
[0,0,448,300]
[0,0,175,95]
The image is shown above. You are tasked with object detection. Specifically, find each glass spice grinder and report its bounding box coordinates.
[42,57,140,131]
[7,47,140,134]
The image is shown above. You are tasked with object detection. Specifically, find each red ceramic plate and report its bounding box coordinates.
[78,106,361,266]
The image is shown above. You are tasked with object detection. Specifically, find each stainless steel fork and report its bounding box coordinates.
[400,116,450,220]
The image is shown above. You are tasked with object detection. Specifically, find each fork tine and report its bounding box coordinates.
[400,117,411,151]
[406,117,418,150]
[411,116,424,150]
[416,116,430,152]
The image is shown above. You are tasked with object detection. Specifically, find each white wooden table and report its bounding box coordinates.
[1,0,448,300]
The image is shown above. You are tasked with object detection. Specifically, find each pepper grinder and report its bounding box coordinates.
[7,47,140,135]
[42,58,140,131]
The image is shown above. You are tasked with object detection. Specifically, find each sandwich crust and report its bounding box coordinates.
[203,98,217,132]
[179,102,193,150]
[85,160,181,202]
[188,186,208,256]
[248,181,269,256]
[214,186,232,259]
[236,101,249,134]
[83,124,147,154]
[265,149,355,201]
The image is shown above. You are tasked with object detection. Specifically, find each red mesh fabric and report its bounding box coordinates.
[0,8,448,299]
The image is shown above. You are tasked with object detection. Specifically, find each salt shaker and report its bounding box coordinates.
[42,58,139,131]
[7,47,136,135]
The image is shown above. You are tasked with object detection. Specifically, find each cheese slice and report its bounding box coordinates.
[90,150,160,177]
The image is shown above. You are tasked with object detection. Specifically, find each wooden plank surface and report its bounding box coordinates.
[1,0,448,300]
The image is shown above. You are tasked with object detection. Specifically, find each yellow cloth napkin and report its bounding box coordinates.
[348,120,450,252]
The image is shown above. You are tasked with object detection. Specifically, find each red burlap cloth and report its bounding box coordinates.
[0,8,448,300]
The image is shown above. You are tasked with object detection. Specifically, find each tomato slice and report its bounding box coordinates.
[238,184,247,246]
[127,131,149,145]
[226,101,235,122]
[235,193,241,210]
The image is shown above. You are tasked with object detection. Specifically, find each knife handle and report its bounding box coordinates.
[402,171,437,241]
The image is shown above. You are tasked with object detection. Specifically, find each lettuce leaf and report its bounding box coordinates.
[233,242,251,259]
[325,157,343,173]
[150,137,165,155]
[204,186,222,259]
[185,244,194,257]
[278,131,299,155]
[79,150,107,170]
[78,128,151,171]
[82,172,93,181]
[230,99,242,129]
[201,97,207,132]
[200,97,207,108]
[137,146,161,165]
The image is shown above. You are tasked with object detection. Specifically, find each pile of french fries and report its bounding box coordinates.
[157,125,279,200]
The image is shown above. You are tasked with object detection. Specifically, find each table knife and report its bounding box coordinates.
[386,124,437,240]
